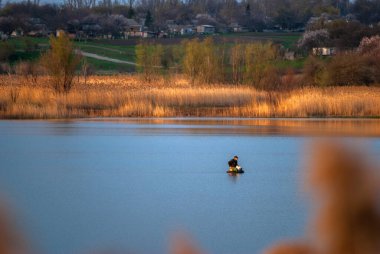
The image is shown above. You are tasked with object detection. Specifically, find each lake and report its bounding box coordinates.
[1,118,380,254]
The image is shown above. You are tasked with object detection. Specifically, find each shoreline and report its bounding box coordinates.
[2,117,380,137]
[2,116,380,120]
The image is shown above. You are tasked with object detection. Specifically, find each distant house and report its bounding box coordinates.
[0,31,8,40]
[196,25,215,34]
[55,29,75,39]
[125,19,143,37]
[167,24,196,36]
[142,31,156,38]
[284,51,295,60]
[312,47,336,56]
[158,31,168,38]
[229,22,248,33]
[195,13,215,22]
[11,29,23,37]
[81,21,102,38]
[167,24,181,35]
[28,18,49,37]
[56,29,65,37]
[181,26,195,35]
[307,14,334,28]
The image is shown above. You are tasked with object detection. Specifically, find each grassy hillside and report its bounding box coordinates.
[6,32,302,74]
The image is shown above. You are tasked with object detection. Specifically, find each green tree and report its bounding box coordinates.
[135,42,163,82]
[182,38,222,84]
[162,44,184,75]
[182,39,202,84]
[230,43,245,84]
[127,7,135,18]
[200,38,221,84]
[243,42,278,89]
[41,32,81,93]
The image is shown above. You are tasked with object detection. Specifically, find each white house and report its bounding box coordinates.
[180,26,195,35]
[312,47,336,56]
[0,31,8,40]
[142,31,156,38]
[124,19,143,37]
[229,22,248,33]
[11,29,23,37]
[196,25,215,34]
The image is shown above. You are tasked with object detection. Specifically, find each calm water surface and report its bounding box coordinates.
[0,118,380,254]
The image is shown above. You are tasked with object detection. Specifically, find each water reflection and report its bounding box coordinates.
[2,118,380,137]
[82,118,380,137]
[227,173,242,183]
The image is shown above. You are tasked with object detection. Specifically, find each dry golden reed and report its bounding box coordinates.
[0,200,27,254]
[1,75,380,119]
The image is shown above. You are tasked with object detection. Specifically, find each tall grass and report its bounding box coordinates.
[1,75,380,119]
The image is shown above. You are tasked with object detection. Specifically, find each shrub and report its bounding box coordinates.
[358,35,380,57]
[182,38,223,84]
[135,42,164,82]
[162,44,184,74]
[41,32,81,93]
[303,52,380,87]
[325,52,380,86]
[0,41,15,62]
[243,42,279,89]
[257,66,282,91]
[0,63,12,75]
[302,56,328,87]
[281,68,300,91]
[14,61,43,83]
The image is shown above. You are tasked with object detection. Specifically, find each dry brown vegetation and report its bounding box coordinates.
[0,200,27,254]
[263,142,380,254]
[1,75,380,119]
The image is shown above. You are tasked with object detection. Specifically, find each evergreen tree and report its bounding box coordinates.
[145,10,153,29]
[245,3,251,17]
[127,7,135,18]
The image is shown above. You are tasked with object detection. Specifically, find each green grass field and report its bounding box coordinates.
[75,41,136,62]
[220,32,301,49]
[6,32,303,73]
[85,58,136,73]
[7,37,134,73]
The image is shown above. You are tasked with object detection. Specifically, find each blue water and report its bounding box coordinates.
[0,119,379,254]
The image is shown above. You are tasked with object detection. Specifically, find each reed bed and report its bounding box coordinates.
[1,75,380,119]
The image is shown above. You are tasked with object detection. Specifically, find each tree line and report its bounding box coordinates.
[136,36,380,89]
[135,38,288,90]
[1,33,380,93]
[1,0,380,35]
